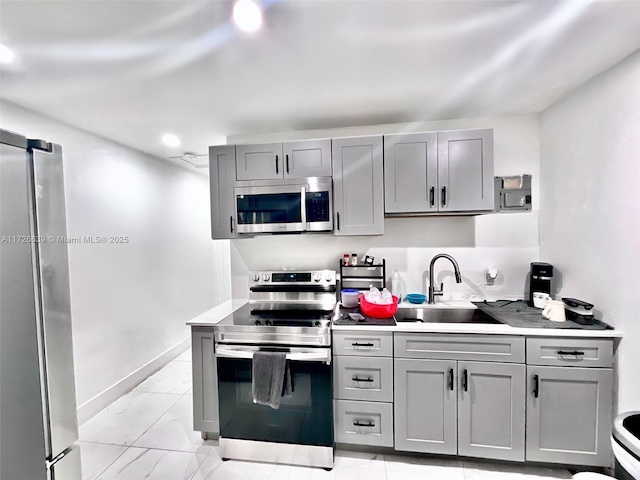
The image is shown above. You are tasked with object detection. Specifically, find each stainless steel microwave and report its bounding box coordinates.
[234,177,333,234]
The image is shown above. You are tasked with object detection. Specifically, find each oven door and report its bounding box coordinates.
[235,185,306,234]
[216,346,333,447]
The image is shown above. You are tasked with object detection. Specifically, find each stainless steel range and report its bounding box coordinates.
[215,270,337,469]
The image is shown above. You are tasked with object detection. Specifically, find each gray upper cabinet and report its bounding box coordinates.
[209,145,238,239]
[395,358,457,455]
[526,366,613,466]
[384,129,494,214]
[458,361,525,462]
[283,139,332,178]
[236,143,283,181]
[332,136,384,236]
[384,132,438,213]
[437,129,494,212]
[236,140,331,181]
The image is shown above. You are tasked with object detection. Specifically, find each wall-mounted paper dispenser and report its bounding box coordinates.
[494,175,532,212]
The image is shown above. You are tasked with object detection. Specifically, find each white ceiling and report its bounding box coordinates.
[1,0,640,165]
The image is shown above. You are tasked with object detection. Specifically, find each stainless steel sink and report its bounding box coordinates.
[395,308,502,324]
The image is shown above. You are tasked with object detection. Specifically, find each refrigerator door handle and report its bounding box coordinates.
[31,145,80,460]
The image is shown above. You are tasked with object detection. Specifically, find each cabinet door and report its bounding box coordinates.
[384,132,438,213]
[209,145,238,239]
[437,129,494,212]
[394,358,457,454]
[332,136,384,236]
[458,362,525,462]
[283,139,332,178]
[192,328,219,437]
[526,366,613,466]
[236,143,283,180]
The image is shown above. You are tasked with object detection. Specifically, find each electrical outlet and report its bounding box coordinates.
[484,266,498,286]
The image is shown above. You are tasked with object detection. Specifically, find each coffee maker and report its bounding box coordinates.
[528,262,553,307]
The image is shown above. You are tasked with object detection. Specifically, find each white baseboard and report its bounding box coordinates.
[77,336,190,424]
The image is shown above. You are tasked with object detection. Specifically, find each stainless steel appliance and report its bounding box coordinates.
[528,262,553,307]
[0,130,81,480]
[214,270,336,469]
[234,177,333,234]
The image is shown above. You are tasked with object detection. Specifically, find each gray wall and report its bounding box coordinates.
[0,100,231,420]
[228,114,540,301]
[539,49,640,413]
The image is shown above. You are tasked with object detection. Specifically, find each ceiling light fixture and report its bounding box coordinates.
[0,44,15,64]
[233,0,262,32]
[161,134,181,147]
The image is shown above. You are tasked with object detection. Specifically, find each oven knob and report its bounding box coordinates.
[265,320,272,326]
[315,321,322,327]
[254,320,261,326]
[324,273,333,282]
[252,273,260,282]
[261,273,270,282]
[313,273,322,282]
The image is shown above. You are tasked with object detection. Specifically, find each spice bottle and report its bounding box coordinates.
[343,254,350,266]
[351,253,358,266]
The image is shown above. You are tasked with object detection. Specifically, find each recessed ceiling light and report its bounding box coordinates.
[0,44,15,64]
[161,134,180,147]
[233,0,262,32]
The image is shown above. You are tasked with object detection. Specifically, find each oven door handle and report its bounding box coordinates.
[216,345,331,364]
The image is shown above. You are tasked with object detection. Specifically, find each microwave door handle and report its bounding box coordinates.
[301,187,307,229]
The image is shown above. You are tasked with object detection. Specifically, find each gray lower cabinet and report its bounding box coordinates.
[394,357,525,461]
[333,330,393,447]
[394,358,457,455]
[334,356,393,403]
[332,136,384,235]
[191,327,219,438]
[209,145,238,239]
[334,400,394,447]
[526,365,613,466]
[458,361,525,462]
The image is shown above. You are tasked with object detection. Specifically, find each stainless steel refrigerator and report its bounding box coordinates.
[0,129,82,480]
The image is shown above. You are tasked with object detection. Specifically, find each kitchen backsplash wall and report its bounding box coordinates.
[0,100,232,418]
[229,114,540,300]
[540,49,640,414]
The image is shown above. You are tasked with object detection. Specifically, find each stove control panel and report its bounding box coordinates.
[249,270,336,286]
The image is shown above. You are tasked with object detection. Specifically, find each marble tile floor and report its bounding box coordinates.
[79,349,577,480]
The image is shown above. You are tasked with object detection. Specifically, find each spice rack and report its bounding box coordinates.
[339,258,386,292]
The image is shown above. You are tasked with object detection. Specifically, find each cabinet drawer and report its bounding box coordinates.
[333,332,393,357]
[526,338,613,368]
[334,400,394,447]
[394,333,525,363]
[334,356,393,402]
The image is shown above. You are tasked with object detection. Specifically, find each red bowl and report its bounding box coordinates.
[359,294,399,319]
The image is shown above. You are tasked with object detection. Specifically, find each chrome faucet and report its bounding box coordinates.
[428,254,462,304]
